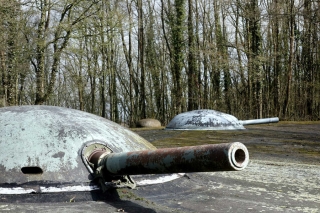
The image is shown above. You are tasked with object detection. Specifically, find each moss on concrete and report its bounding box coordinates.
[134,122,320,165]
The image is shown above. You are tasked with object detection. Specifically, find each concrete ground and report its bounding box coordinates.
[1,122,319,212]
[133,122,320,213]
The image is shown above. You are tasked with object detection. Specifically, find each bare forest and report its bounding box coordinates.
[0,0,319,126]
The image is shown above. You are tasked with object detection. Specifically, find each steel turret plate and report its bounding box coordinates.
[166,109,245,130]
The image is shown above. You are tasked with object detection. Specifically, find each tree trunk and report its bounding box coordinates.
[172,0,185,114]
[282,0,295,118]
[187,0,198,111]
[137,0,146,119]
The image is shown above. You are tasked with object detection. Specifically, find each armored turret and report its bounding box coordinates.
[0,106,249,196]
[165,109,279,130]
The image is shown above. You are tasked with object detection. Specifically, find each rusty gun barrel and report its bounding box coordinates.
[88,142,249,176]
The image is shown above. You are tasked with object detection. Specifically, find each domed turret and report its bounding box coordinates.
[0,106,249,196]
[165,109,279,130]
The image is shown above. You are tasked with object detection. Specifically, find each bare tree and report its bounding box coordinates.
[27,0,98,105]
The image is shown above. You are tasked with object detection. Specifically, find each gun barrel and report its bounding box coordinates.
[89,142,249,176]
[240,117,279,126]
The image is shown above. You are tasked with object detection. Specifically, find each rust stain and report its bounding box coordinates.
[107,143,248,175]
[52,152,65,159]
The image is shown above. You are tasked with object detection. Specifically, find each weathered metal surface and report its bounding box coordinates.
[240,117,279,125]
[89,142,249,175]
[165,109,279,130]
[0,105,155,186]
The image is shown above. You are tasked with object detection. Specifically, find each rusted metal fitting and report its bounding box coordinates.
[88,142,249,176]
[87,149,109,169]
